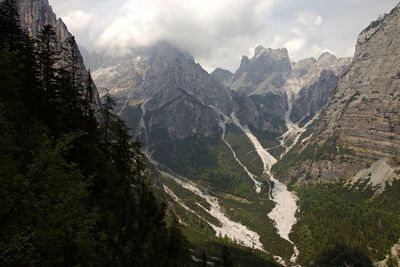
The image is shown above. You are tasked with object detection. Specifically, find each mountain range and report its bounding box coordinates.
[12,0,400,266]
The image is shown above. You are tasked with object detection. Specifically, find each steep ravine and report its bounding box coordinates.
[243,127,300,265]
[149,158,265,251]
[230,114,300,266]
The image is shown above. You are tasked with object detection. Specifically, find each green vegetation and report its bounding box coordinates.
[225,124,264,176]
[311,243,373,267]
[218,193,294,260]
[153,133,257,198]
[272,131,353,182]
[291,182,400,265]
[0,1,189,265]
[162,184,281,266]
[249,126,281,149]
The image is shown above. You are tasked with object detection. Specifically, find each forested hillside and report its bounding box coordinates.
[0,1,190,265]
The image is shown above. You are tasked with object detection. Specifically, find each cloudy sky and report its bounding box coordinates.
[50,0,399,72]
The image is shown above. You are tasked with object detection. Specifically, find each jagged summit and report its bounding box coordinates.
[145,41,194,63]
[317,51,337,62]
[254,45,290,60]
[17,0,86,73]
[211,68,234,86]
[93,41,233,142]
[230,46,292,95]
[18,0,70,42]
[16,0,100,105]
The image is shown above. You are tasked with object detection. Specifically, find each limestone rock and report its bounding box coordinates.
[280,3,400,184]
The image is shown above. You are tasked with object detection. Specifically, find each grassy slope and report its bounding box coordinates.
[152,134,255,198]
[225,124,264,176]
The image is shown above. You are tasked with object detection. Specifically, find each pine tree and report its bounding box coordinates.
[199,251,208,267]
[60,36,84,128]
[100,91,116,158]
[35,24,59,125]
[0,3,191,266]
[81,70,98,137]
[0,0,23,51]
[220,245,234,267]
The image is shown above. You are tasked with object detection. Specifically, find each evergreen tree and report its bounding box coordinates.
[199,251,208,267]
[220,245,234,267]
[0,3,190,266]
[312,243,373,267]
[60,36,84,129]
[83,70,98,136]
[35,24,59,125]
[0,0,23,51]
[100,91,117,158]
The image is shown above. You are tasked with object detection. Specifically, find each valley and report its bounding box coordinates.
[1,0,399,266]
[87,9,400,262]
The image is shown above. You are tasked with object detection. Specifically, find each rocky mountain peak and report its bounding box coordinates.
[249,46,291,75]
[17,0,69,42]
[292,57,317,77]
[146,41,194,63]
[317,51,337,63]
[254,46,290,60]
[254,45,267,57]
[230,46,292,95]
[211,68,234,86]
[235,56,250,76]
[93,41,234,142]
[355,3,400,57]
[16,0,100,106]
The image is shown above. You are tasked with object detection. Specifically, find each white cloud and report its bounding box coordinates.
[345,46,356,57]
[61,10,94,33]
[291,28,303,36]
[95,0,277,57]
[285,38,306,53]
[48,0,399,71]
[297,11,323,28]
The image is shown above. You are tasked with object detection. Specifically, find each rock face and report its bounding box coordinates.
[17,0,84,71]
[279,3,400,183]
[289,52,351,124]
[290,69,339,124]
[93,41,233,146]
[93,40,351,161]
[80,46,123,71]
[211,68,234,87]
[227,46,292,135]
[16,0,100,105]
[230,46,292,96]
[212,47,351,136]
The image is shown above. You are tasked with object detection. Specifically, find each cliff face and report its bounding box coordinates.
[231,46,292,96]
[93,41,233,144]
[17,0,83,66]
[289,53,351,124]
[16,0,100,105]
[212,47,350,136]
[278,4,400,184]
